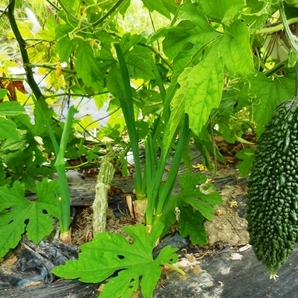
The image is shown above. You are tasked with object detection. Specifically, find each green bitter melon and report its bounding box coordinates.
[247,99,298,279]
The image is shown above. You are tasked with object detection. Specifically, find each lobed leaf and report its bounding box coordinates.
[52,223,178,298]
[247,72,295,136]
[0,179,59,258]
[220,20,254,75]
[76,40,104,91]
[200,0,245,24]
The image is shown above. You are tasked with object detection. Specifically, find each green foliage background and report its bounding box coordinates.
[1,0,298,296]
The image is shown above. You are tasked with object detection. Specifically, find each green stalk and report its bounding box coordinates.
[155,114,189,222]
[114,43,145,199]
[54,106,77,236]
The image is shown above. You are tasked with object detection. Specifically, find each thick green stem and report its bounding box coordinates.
[54,106,77,234]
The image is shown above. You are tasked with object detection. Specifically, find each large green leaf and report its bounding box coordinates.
[52,223,178,298]
[141,0,177,18]
[199,0,246,24]
[184,46,224,135]
[56,35,79,62]
[0,118,19,140]
[0,179,59,258]
[0,101,25,116]
[125,46,155,80]
[248,72,295,135]
[75,40,104,91]
[220,20,254,75]
[157,2,220,60]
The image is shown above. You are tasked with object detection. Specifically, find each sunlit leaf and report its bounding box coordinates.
[199,0,245,23]
[184,46,224,135]
[220,20,254,75]
[75,40,104,91]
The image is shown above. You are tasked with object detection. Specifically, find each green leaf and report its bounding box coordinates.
[0,101,25,116]
[199,0,245,24]
[248,72,295,135]
[0,179,59,258]
[135,89,163,115]
[177,171,222,221]
[0,89,7,99]
[141,0,175,18]
[120,33,144,53]
[236,147,255,177]
[220,20,254,75]
[125,46,155,80]
[76,40,104,91]
[56,35,79,62]
[162,67,189,154]
[157,2,220,60]
[184,46,224,135]
[52,223,178,298]
[0,118,19,140]
[178,205,208,245]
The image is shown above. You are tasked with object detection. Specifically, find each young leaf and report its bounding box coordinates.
[0,179,59,258]
[52,223,178,298]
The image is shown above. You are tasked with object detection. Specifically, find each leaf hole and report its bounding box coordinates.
[117,255,125,260]
[42,209,48,214]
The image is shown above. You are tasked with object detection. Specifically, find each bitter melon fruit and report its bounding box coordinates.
[247,98,298,279]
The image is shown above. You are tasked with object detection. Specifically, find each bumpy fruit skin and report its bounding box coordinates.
[247,99,298,278]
